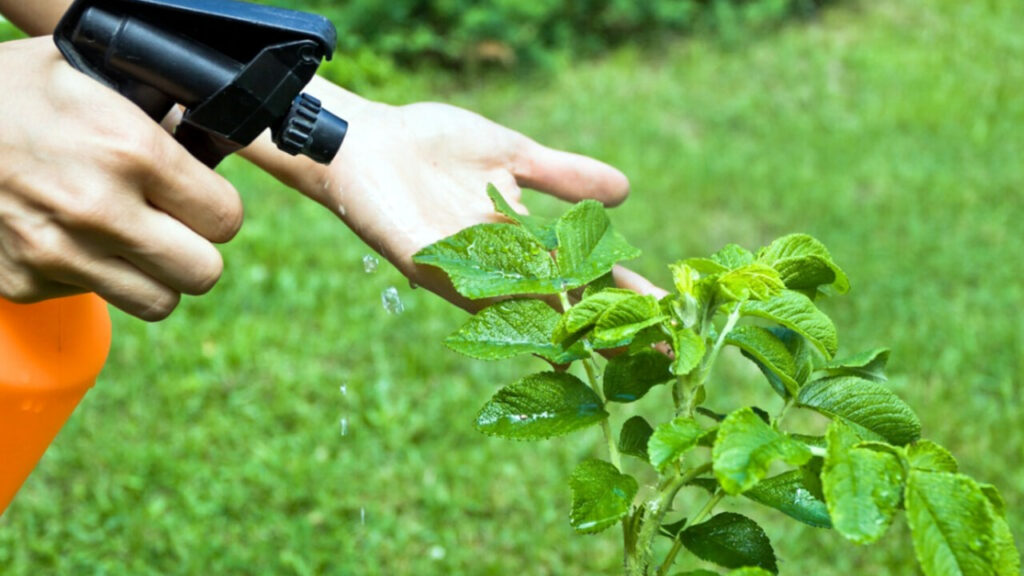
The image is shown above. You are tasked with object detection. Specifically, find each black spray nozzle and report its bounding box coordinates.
[54,0,347,167]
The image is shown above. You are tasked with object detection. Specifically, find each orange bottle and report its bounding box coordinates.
[0,294,111,515]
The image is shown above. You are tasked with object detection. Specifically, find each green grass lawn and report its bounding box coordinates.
[2,0,1022,574]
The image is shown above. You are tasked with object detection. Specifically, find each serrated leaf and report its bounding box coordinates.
[757,234,850,295]
[619,416,654,461]
[486,184,558,250]
[683,257,729,275]
[669,570,720,576]
[770,327,814,385]
[739,291,839,359]
[475,372,607,440]
[628,324,669,354]
[822,422,904,544]
[979,484,1007,518]
[744,470,832,528]
[582,271,617,299]
[797,376,921,446]
[648,417,705,471]
[712,408,812,494]
[822,348,890,383]
[680,513,779,574]
[672,328,705,376]
[414,223,561,298]
[554,289,635,343]
[555,200,641,290]
[670,261,701,296]
[592,294,666,348]
[445,299,588,363]
[717,263,786,303]
[604,350,672,403]
[726,326,801,398]
[725,569,775,576]
[906,470,1021,576]
[907,440,958,473]
[712,244,755,270]
[569,459,638,534]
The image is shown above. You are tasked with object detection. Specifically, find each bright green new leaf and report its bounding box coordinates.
[711,244,755,270]
[648,417,705,471]
[569,459,638,534]
[486,185,558,250]
[717,263,785,303]
[672,327,705,376]
[413,223,561,298]
[679,513,779,574]
[619,416,654,461]
[822,348,890,383]
[670,261,700,296]
[822,422,905,544]
[592,294,666,348]
[906,470,1021,576]
[476,372,607,440]
[555,200,641,289]
[445,299,588,363]
[980,484,1007,518]
[757,234,850,295]
[744,470,832,528]
[798,376,921,446]
[554,289,635,343]
[725,570,775,576]
[604,350,672,403]
[907,440,958,473]
[712,408,812,494]
[725,326,801,398]
[739,290,838,359]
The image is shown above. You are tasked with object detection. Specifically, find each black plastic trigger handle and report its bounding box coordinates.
[54,0,348,167]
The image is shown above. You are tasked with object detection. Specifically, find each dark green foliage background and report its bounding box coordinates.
[1,1,1022,574]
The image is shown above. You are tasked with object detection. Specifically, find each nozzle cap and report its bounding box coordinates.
[274,93,347,164]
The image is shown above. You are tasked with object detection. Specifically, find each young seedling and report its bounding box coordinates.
[413,186,1020,576]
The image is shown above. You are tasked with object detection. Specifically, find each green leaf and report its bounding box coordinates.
[672,328,706,376]
[712,408,812,494]
[475,372,607,440]
[757,234,850,295]
[822,348,890,383]
[486,184,557,250]
[582,271,617,299]
[711,244,755,270]
[680,513,779,574]
[739,291,839,359]
[906,470,1021,576]
[797,376,921,446]
[725,326,800,398]
[619,416,654,461]
[669,571,720,576]
[717,263,785,303]
[822,422,904,544]
[979,484,1007,518]
[591,294,666,348]
[555,200,641,289]
[744,470,832,528]
[554,289,635,343]
[445,299,587,363]
[725,569,775,576]
[413,223,561,298]
[569,459,638,534]
[683,257,729,276]
[604,350,672,403]
[648,417,705,471]
[907,440,958,473]
[670,261,701,296]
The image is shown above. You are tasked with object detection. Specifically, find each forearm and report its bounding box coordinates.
[0,0,69,36]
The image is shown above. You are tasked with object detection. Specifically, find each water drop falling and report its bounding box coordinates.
[428,545,447,561]
[337,203,347,217]
[381,286,404,314]
[339,384,347,396]
[362,254,379,274]
[360,507,366,525]
[340,417,349,436]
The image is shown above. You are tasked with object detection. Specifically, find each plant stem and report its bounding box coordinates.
[655,490,725,576]
[696,304,742,387]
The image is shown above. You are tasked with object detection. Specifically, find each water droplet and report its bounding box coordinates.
[339,417,349,436]
[381,286,404,314]
[362,254,379,274]
[360,507,366,525]
[428,545,446,561]
[339,384,347,396]
[337,203,347,217]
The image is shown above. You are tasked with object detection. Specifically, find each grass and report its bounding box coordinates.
[2,0,1023,573]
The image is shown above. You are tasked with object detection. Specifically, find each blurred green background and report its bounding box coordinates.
[1,0,1022,574]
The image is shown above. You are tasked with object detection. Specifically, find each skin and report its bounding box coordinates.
[0,1,665,320]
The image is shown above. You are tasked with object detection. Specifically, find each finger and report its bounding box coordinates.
[511,136,630,207]
[136,131,244,244]
[48,249,180,322]
[613,265,669,298]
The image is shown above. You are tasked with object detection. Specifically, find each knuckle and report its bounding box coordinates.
[104,128,164,175]
[136,291,181,322]
[209,189,244,243]
[0,274,42,303]
[60,186,113,229]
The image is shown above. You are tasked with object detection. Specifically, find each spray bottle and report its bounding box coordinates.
[1,0,347,515]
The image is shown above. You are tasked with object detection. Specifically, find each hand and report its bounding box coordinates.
[244,77,663,310]
[0,37,243,320]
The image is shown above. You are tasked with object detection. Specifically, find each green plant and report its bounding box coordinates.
[413,186,1021,576]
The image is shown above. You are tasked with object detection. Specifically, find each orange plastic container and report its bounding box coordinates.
[0,294,111,515]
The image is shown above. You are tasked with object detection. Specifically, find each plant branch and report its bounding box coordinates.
[655,490,726,576]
